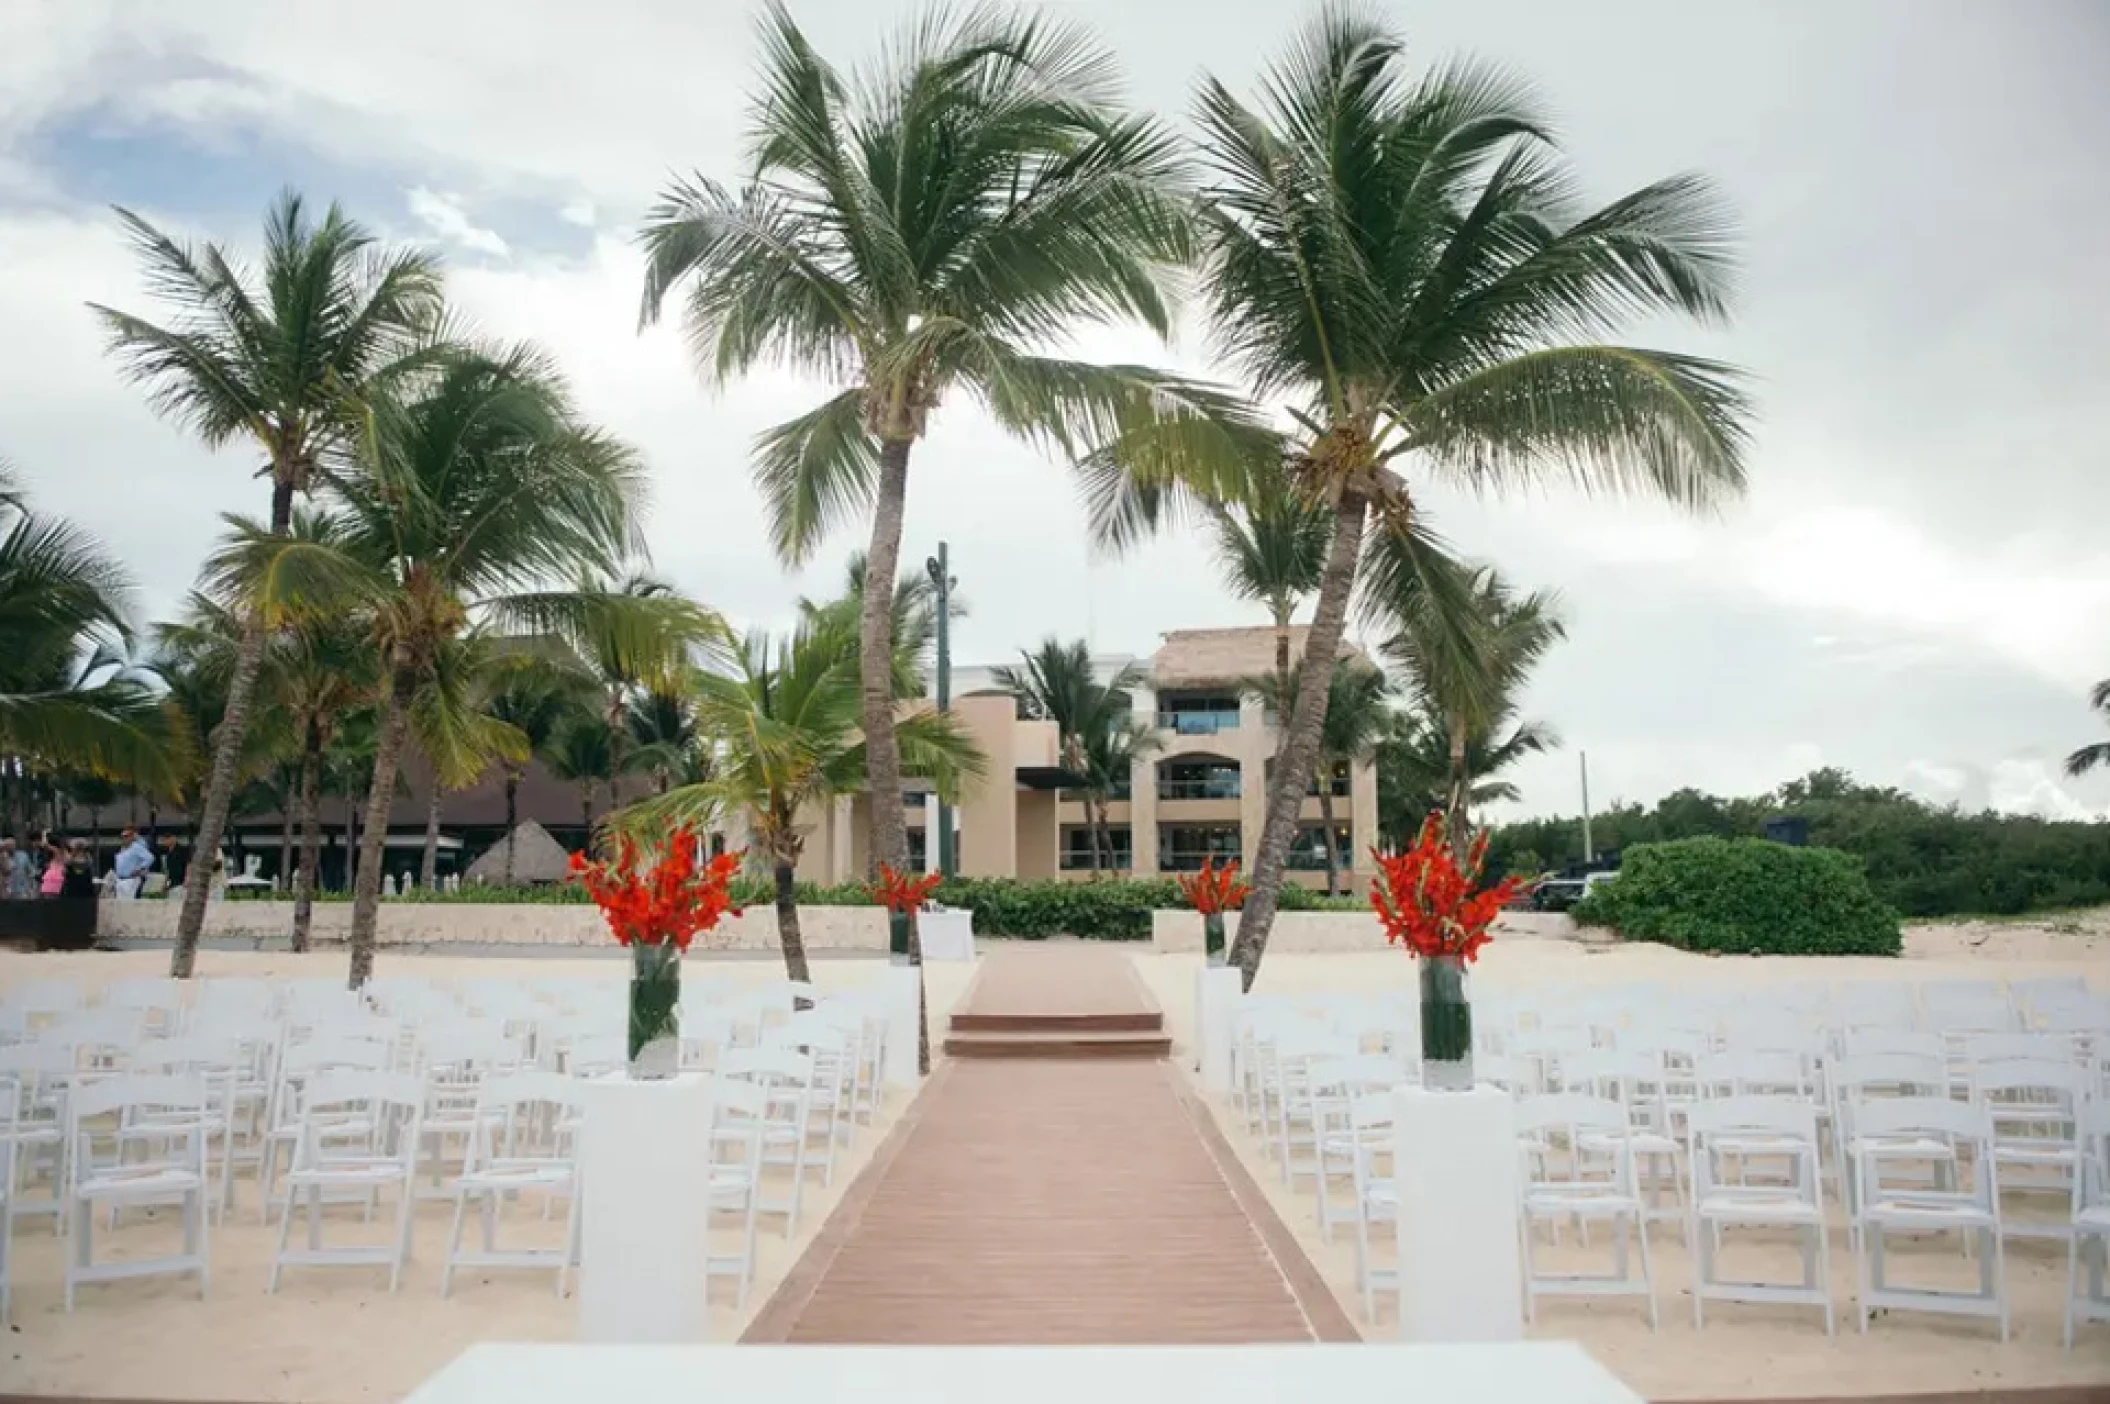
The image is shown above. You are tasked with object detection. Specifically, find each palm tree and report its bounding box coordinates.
[2064,680,2110,778]
[638,1,1243,892]
[1206,459,1331,712]
[1243,659,1390,895]
[1383,567,1564,843]
[93,192,443,977]
[626,687,702,796]
[0,467,170,795]
[625,611,982,985]
[545,715,617,838]
[1375,701,1555,848]
[485,667,594,882]
[1102,11,1751,986]
[410,632,532,888]
[222,344,649,985]
[552,571,720,811]
[990,638,1150,874]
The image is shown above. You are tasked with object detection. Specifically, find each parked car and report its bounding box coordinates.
[1530,870,1617,913]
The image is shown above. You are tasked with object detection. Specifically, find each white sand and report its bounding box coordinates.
[0,947,976,1402]
[1131,926,2110,1400]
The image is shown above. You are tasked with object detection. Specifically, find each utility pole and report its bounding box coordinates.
[925,542,957,879]
[1579,750,1594,865]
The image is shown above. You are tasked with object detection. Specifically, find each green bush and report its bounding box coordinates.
[1572,837,1902,957]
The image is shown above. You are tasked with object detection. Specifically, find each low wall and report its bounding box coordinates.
[1150,908,1575,954]
[95,900,889,953]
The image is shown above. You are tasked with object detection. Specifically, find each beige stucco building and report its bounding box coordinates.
[772,625,1379,894]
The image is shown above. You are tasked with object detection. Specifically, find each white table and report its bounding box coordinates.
[917,907,976,962]
[408,1343,1642,1404]
[577,1073,714,1343]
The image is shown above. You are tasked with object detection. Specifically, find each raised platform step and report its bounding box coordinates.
[942,1029,1174,1060]
[949,1010,1164,1034]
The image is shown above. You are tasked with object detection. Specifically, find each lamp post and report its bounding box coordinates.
[924,542,956,879]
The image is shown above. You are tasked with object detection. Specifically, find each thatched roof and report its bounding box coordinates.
[1150,626,1363,689]
[464,820,573,886]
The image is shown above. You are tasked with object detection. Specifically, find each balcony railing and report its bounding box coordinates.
[1156,710,1239,735]
[1060,850,1135,871]
[1157,778,1241,801]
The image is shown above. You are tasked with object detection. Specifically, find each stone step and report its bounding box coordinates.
[942,1028,1173,1060]
[948,1010,1164,1034]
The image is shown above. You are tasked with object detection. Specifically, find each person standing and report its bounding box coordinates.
[158,832,190,894]
[60,839,97,900]
[1,838,33,899]
[39,837,66,897]
[112,826,153,899]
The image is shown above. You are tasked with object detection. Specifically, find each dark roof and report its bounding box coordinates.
[221,757,655,834]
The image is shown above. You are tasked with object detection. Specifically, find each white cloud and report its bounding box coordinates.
[558,199,596,229]
[406,187,509,258]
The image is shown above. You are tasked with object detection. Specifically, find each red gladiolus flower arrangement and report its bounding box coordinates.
[871,862,943,914]
[569,824,745,950]
[1370,814,1521,963]
[1176,858,1251,915]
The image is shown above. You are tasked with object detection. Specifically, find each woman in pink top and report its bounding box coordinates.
[39,853,65,896]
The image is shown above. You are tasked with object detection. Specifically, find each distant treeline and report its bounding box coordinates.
[1482,767,2110,919]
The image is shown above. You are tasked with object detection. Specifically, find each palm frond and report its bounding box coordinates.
[752,389,882,565]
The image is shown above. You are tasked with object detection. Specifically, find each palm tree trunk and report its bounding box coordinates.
[277,788,292,895]
[502,769,520,885]
[862,436,923,1074]
[580,787,592,836]
[771,858,813,984]
[1229,488,1367,992]
[292,724,321,953]
[343,793,357,894]
[169,612,267,978]
[1318,783,1341,898]
[1272,602,1294,758]
[347,657,416,988]
[419,782,442,889]
[1444,711,1472,852]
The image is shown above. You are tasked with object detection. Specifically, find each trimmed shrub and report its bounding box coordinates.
[1572,837,1902,957]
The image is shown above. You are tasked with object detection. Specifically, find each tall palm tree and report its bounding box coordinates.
[552,571,720,811]
[638,1,1244,892]
[991,637,1149,874]
[1384,567,1564,843]
[1243,659,1390,895]
[410,632,532,888]
[1206,458,1331,711]
[221,344,648,985]
[626,612,982,984]
[485,666,595,882]
[544,716,616,837]
[2064,680,2110,778]
[94,192,443,976]
[0,466,169,793]
[626,687,702,796]
[1101,11,1751,986]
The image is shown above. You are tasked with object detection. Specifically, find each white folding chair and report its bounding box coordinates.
[260,1035,396,1221]
[2067,1099,2110,1348]
[1516,1093,1658,1328]
[64,1073,211,1309]
[1687,1097,1834,1333]
[0,1042,75,1232]
[720,1045,816,1236]
[127,1035,243,1219]
[0,1077,18,1321]
[103,977,184,1035]
[1972,1056,2088,1244]
[1568,1048,1686,1225]
[1339,1090,1397,1324]
[1309,1053,1402,1242]
[1850,1096,2007,1339]
[269,1069,425,1292]
[441,1072,582,1297]
[706,1076,767,1307]
[1832,1050,1954,1219]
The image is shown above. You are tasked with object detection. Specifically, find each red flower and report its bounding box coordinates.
[569,824,745,951]
[1176,858,1251,915]
[1369,813,1521,963]
[871,862,943,914]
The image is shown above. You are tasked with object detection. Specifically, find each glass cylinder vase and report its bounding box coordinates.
[628,940,681,1080]
[1418,954,1474,1092]
[888,909,913,966]
[1203,911,1227,966]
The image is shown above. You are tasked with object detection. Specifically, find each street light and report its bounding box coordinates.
[924,542,956,879]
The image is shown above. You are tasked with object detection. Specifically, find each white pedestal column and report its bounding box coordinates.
[1393,1084,1523,1343]
[1194,964,1243,1093]
[881,964,922,1090]
[577,1072,714,1344]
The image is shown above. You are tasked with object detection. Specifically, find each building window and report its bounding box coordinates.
[906,828,928,870]
[1264,757,1351,797]
[902,789,930,810]
[1159,823,1241,871]
[1158,757,1241,801]
[1060,824,1132,871]
[1286,823,1353,871]
[1155,691,1240,735]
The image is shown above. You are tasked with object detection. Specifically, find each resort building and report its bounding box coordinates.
[778,626,1380,893]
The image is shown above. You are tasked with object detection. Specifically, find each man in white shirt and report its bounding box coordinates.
[111,827,153,899]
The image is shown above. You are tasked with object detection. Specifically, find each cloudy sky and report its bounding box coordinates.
[3,0,2106,820]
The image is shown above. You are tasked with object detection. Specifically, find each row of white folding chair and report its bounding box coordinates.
[2070,1100,2110,1347]
[1515,1094,1660,1329]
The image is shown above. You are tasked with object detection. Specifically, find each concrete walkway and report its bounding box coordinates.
[744,946,1356,1344]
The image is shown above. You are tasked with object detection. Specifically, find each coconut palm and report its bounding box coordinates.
[410,632,533,888]
[543,715,616,837]
[1243,659,1390,895]
[638,0,1252,891]
[215,344,649,985]
[1206,459,1331,712]
[1375,701,1555,849]
[990,638,1150,874]
[485,667,595,882]
[624,611,982,985]
[2064,680,2110,778]
[94,192,443,976]
[1099,10,1751,985]
[626,687,703,796]
[1383,567,1564,842]
[0,467,169,793]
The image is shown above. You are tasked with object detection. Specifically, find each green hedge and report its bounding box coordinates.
[1571,837,1902,957]
[232,873,1362,940]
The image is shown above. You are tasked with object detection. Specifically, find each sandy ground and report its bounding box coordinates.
[0,947,977,1403]
[1130,930,2110,1400]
